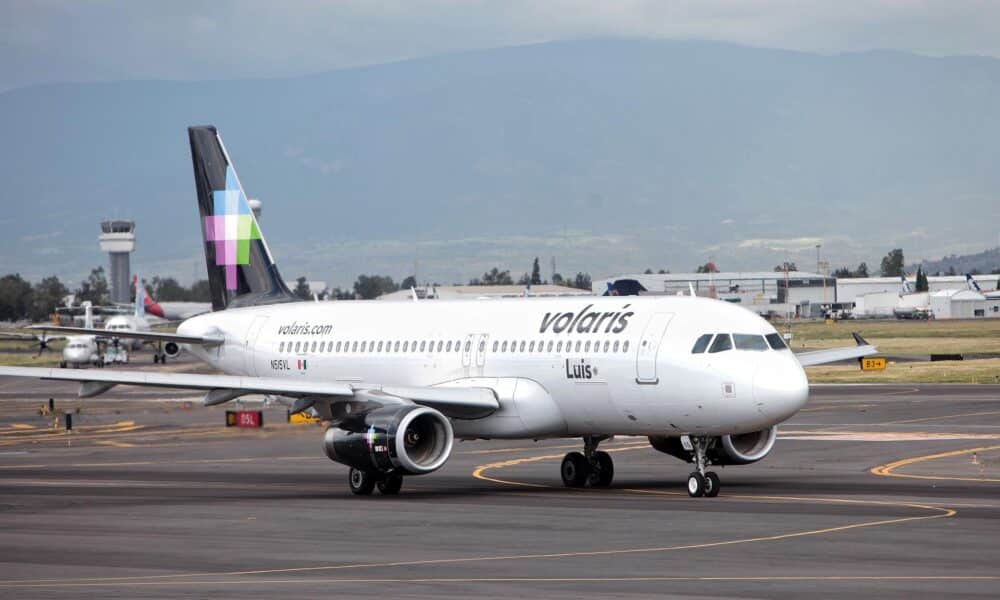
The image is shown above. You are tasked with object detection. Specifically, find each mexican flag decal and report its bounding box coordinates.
[297,359,308,370]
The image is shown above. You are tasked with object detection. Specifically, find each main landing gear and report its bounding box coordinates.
[348,468,403,496]
[561,435,614,488]
[153,353,167,364]
[686,436,721,498]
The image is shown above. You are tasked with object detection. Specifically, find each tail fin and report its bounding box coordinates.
[966,273,983,292]
[133,274,144,318]
[82,301,94,329]
[188,126,297,311]
[900,274,913,294]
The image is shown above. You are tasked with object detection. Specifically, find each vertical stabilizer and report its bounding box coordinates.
[188,126,297,311]
[966,273,983,292]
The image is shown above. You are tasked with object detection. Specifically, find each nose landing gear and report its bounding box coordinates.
[686,436,721,498]
[560,435,614,488]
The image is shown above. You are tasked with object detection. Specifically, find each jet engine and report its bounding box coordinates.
[323,405,454,475]
[648,426,777,466]
[163,342,181,358]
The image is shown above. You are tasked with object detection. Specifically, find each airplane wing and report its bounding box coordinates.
[0,366,499,420]
[795,332,878,367]
[26,325,223,346]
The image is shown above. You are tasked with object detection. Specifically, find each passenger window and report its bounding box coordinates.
[493,341,499,352]
[708,334,733,353]
[360,341,367,352]
[310,341,317,353]
[437,341,443,352]
[623,341,630,352]
[402,341,409,352]
[584,341,591,352]
[573,340,580,352]
[765,333,788,350]
[352,341,358,352]
[479,340,485,352]
[394,341,400,352]
[603,340,610,352]
[547,340,554,352]
[691,334,713,354]
[502,341,508,352]
[279,342,285,352]
[734,334,768,351]
[557,341,563,352]
[465,341,471,352]
[377,341,383,352]
[613,340,620,352]
[519,341,526,353]
[529,341,535,352]
[336,341,342,352]
[455,340,461,352]
[419,341,426,352]
[447,341,452,352]
[294,341,301,352]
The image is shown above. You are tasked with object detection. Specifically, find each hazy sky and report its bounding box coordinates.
[3,0,1000,92]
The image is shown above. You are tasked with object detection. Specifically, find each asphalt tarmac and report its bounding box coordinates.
[0,375,997,599]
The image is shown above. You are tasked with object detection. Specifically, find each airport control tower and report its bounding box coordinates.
[99,220,136,304]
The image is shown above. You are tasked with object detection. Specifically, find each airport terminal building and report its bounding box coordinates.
[593,271,835,319]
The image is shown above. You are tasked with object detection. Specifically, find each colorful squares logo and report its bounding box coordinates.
[203,166,260,290]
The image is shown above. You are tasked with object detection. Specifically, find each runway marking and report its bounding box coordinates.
[881,410,1000,425]
[1,575,997,589]
[94,440,137,448]
[871,445,1000,483]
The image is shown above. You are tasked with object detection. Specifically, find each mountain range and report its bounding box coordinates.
[2,39,999,287]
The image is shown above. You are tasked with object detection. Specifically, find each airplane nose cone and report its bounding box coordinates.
[753,356,809,422]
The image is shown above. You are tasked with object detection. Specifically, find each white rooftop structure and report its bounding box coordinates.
[378,284,592,301]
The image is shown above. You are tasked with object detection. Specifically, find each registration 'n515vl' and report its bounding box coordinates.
[0,126,876,498]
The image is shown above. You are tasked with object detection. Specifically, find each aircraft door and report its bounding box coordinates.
[635,312,673,383]
[475,334,489,369]
[244,316,269,376]
[462,334,475,369]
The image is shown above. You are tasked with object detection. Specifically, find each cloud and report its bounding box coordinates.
[3,1,1000,92]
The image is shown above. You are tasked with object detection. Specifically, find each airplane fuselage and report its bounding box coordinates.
[180,295,808,438]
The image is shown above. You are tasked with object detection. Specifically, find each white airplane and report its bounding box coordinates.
[104,274,152,351]
[0,302,103,368]
[39,276,176,364]
[966,273,1000,299]
[0,126,876,498]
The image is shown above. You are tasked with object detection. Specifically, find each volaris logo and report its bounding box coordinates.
[203,165,261,290]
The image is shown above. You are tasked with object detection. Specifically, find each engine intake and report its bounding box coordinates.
[163,341,181,358]
[648,426,777,466]
[324,405,454,475]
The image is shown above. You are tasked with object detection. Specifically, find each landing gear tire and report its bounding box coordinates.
[592,450,614,488]
[687,472,705,498]
[561,452,591,488]
[59,361,66,369]
[377,474,403,495]
[704,471,721,497]
[153,354,160,364]
[348,468,376,495]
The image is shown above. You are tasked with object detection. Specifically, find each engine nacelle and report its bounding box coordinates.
[163,341,181,358]
[648,426,777,466]
[323,405,454,475]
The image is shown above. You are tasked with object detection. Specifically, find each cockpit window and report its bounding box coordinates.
[765,333,788,350]
[708,334,732,353]
[691,334,713,354]
[734,334,768,351]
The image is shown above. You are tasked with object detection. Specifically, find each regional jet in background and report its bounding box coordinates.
[0,302,103,368]
[0,126,876,498]
[37,275,179,364]
[966,273,1000,299]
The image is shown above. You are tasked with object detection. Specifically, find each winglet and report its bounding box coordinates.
[851,332,869,346]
